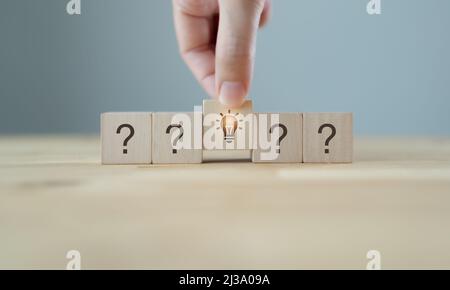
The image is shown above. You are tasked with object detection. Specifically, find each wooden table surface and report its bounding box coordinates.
[1,136,450,269]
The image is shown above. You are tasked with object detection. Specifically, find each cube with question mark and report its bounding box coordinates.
[152,112,203,164]
[252,113,303,163]
[303,113,353,163]
[101,112,152,164]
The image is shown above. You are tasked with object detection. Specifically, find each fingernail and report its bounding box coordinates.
[219,82,246,108]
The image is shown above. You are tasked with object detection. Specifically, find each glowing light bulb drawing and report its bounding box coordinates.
[216,110,244,144]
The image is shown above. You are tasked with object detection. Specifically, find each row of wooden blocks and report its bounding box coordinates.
[101,100,353,164]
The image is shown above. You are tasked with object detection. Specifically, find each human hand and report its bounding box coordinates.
[173,0,271,107]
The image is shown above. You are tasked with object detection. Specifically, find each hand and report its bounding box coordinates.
[173,0,271,107]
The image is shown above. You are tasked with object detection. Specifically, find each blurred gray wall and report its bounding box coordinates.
[1,0,449,135]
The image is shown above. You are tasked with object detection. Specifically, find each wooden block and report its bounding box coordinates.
[202,150,252,162]
[252,113,303,163]
[101,112,152,164]
[202,100,254,162]
[152,112,202,164]
[303,113,353,163]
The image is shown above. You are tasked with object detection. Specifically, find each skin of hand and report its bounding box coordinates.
[173,0,271,108]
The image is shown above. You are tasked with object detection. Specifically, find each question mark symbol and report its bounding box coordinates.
[318,124,336,154]
[269,124,288,154]
[116,124,135,154]
[166,123,184,154]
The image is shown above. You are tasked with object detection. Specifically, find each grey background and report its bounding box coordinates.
[0,0,449,135]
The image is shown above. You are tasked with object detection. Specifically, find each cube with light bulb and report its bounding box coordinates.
[202,100,255,162]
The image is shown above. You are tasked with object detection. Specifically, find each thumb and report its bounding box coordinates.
[216,0,265,107]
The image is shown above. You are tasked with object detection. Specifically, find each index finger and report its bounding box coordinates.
[172,0,220,98]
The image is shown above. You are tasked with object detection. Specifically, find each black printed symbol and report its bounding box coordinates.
[116,124,135,154]
[318,124,336,154]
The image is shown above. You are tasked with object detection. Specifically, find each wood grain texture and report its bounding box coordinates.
[303,113,353,163]
[1,136,450,269]
[152,112,202,164]
[101,112,152,164]
[203,100,253,162]
[252,113,303,163]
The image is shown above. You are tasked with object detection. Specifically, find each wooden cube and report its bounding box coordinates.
[252,113,303,163]
[101,112,152,165]
[303,113,353,163]
[202,100,254,162]
[152,112,202,164]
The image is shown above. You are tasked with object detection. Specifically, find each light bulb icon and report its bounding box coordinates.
[217,110,242,144]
